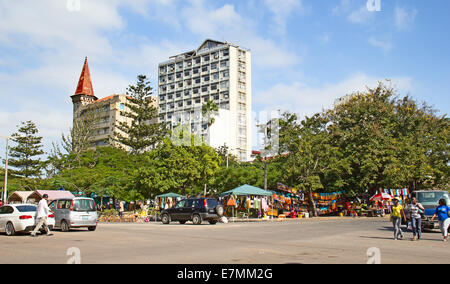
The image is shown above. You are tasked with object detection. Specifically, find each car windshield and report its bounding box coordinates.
[416,192,450,207]
[73,199,96,212]
[16,205,37,212]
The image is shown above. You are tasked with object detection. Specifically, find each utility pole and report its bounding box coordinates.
[1,135,11,204]
[264,159,267,191]
[256,121,269,191]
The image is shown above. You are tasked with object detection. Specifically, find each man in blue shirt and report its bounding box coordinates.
[431,198,450,242]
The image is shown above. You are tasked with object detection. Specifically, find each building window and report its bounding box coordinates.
[221,71,229,78]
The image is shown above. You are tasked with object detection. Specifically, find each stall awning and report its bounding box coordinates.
[220,184,272,197]
[156,193,185,198]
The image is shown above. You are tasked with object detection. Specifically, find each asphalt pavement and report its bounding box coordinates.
[0,217,448,264]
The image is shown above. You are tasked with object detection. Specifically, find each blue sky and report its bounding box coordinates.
[0,0,449,155]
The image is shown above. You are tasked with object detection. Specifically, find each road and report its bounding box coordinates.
[0,217,448,264]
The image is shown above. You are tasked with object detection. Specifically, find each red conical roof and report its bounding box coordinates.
[74,57,95,97]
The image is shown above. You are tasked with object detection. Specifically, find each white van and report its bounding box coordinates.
[49,197,98,232]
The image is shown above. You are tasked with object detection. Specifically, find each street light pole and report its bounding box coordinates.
[1,135,11,204]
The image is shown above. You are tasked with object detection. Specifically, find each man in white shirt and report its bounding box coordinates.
[31,194,53,237]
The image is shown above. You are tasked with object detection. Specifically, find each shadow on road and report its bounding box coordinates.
[359,235,444,242]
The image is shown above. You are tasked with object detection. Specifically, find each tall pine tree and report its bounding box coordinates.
[114,75,166,154]
[9,121,44,179]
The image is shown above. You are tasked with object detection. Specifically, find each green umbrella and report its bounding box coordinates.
[155,193,185,198]
[220,184,272,197]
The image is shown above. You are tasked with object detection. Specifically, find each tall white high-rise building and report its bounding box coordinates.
[157,39,252,161]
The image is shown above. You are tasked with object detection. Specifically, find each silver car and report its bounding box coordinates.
[49,198,98,232]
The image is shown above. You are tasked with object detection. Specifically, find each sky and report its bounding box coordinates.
[0,0,449,156]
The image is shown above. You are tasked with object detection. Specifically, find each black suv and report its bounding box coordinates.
[161,198,224,225]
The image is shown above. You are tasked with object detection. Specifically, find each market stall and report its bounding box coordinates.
[273,183,346,217]
[7,191,33,204]
[312,191,346,216]
[271,183,307,218]
[155,193,185,210]
[220,185,272,220]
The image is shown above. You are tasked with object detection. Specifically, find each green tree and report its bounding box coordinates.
[279,113,350,216]
[202,100,219,127]
[114,75,166,154]
[132,139,221,198]
[8,121,45,183]
[49,147,135,201]
[327,81,449,192]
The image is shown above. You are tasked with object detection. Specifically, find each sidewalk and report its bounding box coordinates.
[226,216,390,223]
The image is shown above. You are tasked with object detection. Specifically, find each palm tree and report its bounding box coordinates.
[201,100,219,127]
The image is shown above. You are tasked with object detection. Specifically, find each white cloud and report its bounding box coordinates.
[179,0,302,69]
[332,0,351,15]
[317,33,331,45]
[395,6,418,31]
[348,6,375,24]
[264,0,302,35]
[182,1,243,37]
[368,36,392,52]
[0,0,181,152]
[255,73,413,119]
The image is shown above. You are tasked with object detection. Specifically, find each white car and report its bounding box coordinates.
[0,204,55,236]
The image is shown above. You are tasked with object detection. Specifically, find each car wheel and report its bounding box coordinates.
[161,214,170,224]
[88,226,97,231]
[216,205,224,217]
[192,214,202,225]
[5,222,15,236]
[209,220,218,225]
[61,220,70,232]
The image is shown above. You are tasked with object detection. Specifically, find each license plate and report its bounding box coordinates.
[82,216,89,220]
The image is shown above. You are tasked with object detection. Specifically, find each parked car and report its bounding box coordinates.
[0,204,55,236]
[49,197,98,232]
[161,198,224,225]
[404,190,450,230]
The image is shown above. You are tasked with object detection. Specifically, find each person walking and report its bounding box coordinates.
[119,201,124,219]
[391,198,406,240]
[409,197,425,241]
[31,194,53,237]
[430,199,450,242]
